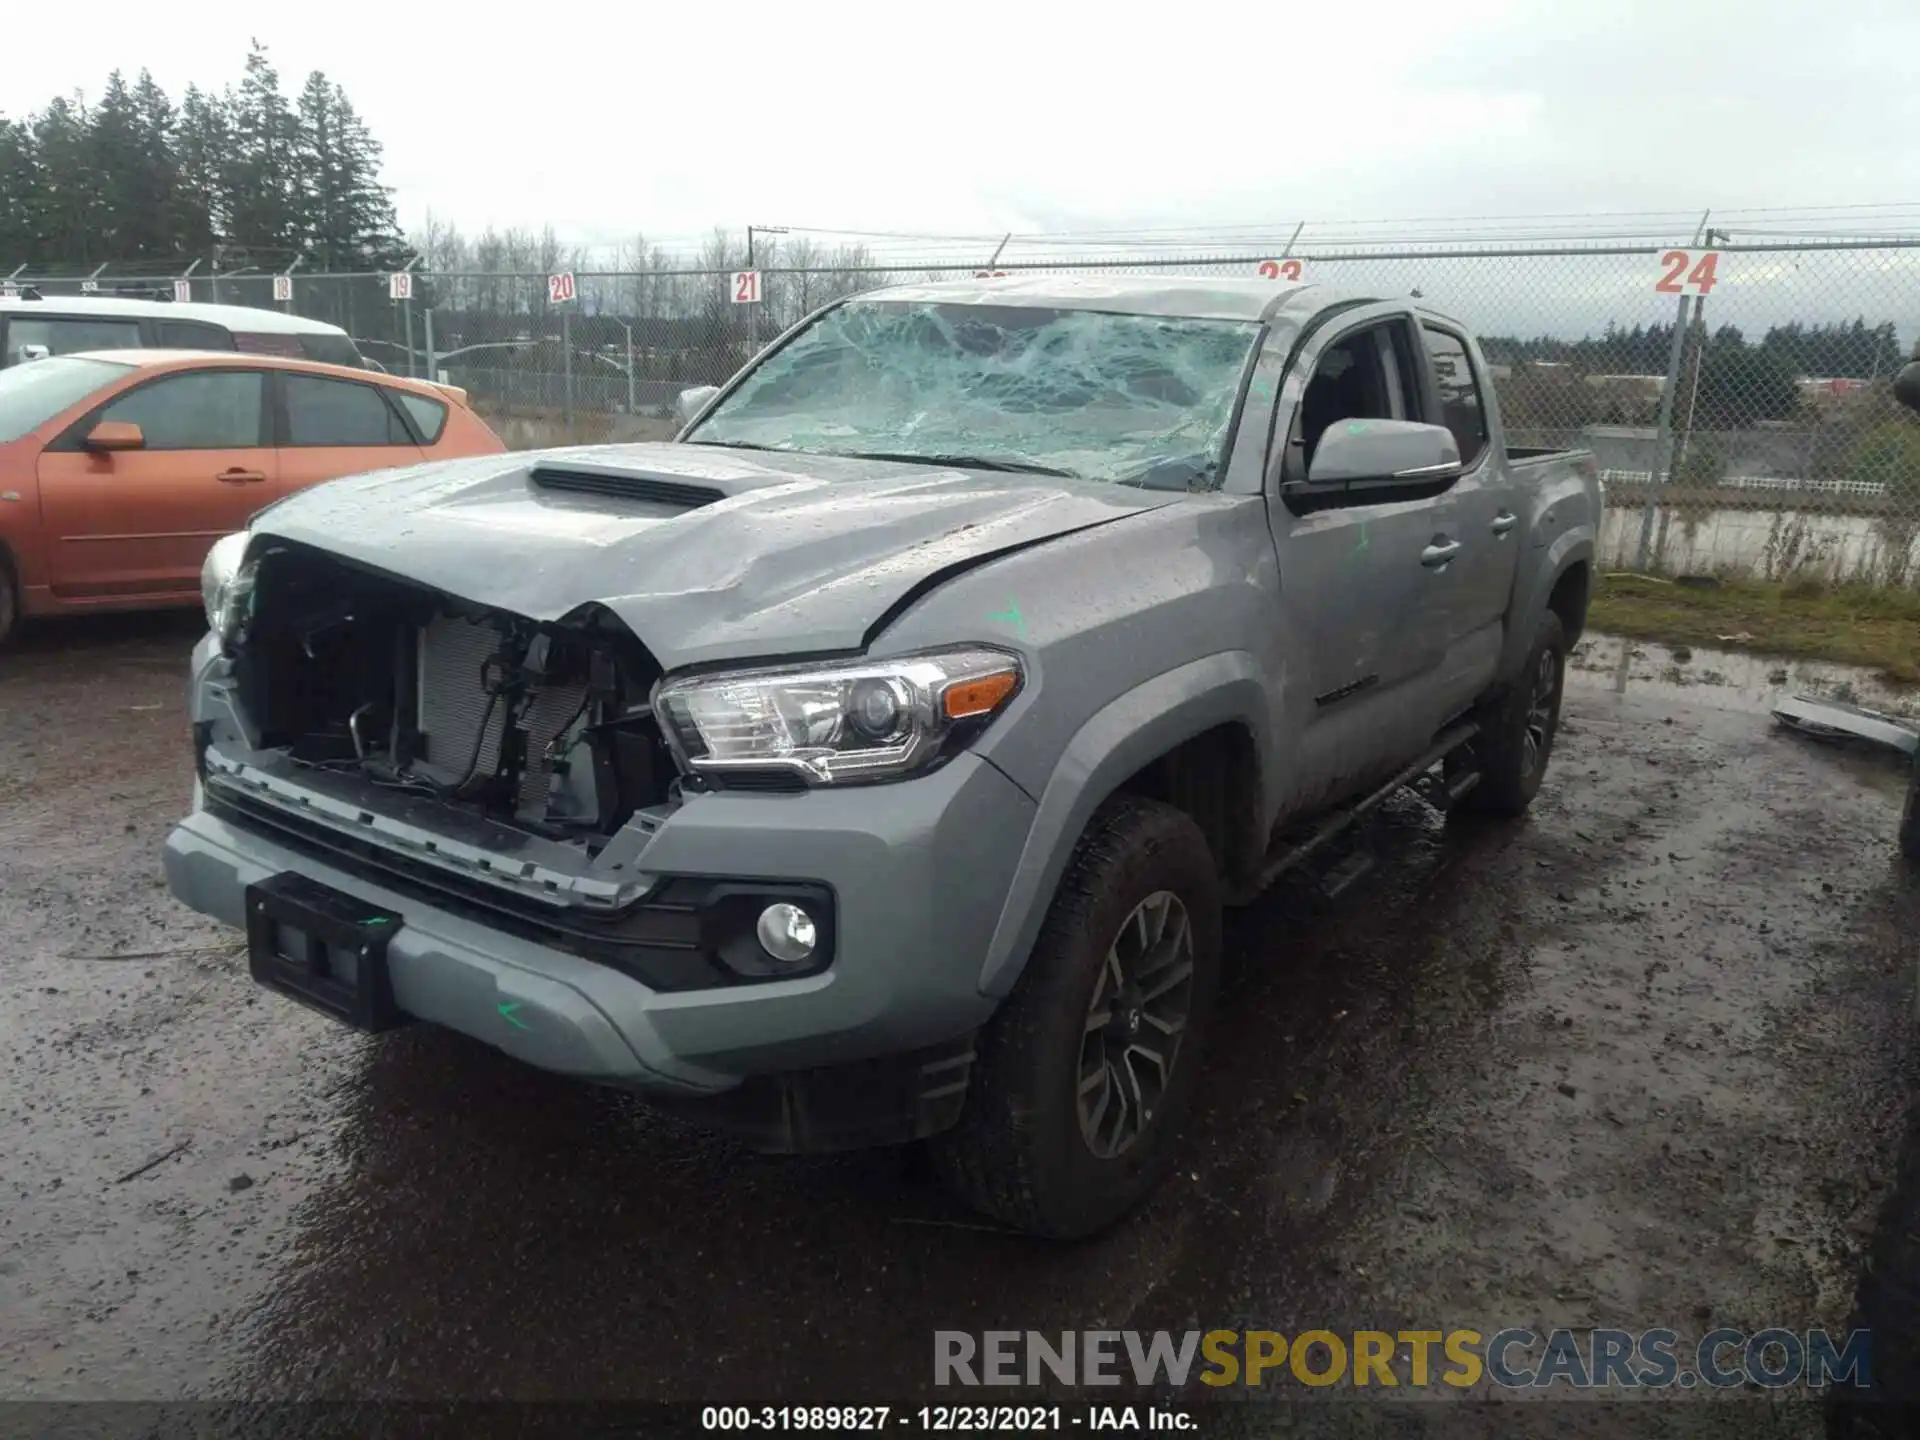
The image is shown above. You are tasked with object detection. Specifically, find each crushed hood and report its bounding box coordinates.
[250,441,1176,669]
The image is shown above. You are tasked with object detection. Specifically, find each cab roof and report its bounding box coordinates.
[852,272,1375,325]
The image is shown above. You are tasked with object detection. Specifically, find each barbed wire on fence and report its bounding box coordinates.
[9,226,1920,587]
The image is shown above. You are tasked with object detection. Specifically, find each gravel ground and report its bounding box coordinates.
[4,615,1919,1432]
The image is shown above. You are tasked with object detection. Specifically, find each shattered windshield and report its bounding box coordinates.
[685,300,1262,489]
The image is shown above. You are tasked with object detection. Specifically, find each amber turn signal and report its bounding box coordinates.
[941,670,1020,720]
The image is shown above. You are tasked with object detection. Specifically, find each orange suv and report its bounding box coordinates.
[0,349,507,643]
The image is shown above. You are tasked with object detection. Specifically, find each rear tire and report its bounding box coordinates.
[1453,610,1567,819]
[931,795,1222,1239]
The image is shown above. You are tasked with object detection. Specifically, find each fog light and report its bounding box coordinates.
[755,902,817,964]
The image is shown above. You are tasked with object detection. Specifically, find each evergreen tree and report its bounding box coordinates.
[31,95,99,262]
[0,116,39,263]
[87,73,146,256]
[222,41,300,262]
[4,50,412,272]
[131,71,207,257]
[175,84,231,250]
[293,74,405,270]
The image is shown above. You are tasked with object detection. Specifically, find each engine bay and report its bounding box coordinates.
[229,541,680,851]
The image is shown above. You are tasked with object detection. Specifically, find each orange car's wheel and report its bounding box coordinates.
[0,554,16,648]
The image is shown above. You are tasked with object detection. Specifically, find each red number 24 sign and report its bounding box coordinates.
[1656,250,1721,296]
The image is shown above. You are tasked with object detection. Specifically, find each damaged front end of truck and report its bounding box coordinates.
[191,533,833,994]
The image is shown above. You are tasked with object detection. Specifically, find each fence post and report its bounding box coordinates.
[746,227,759,358]
[1635,212,1712,572]
[562,307,574,443]
[624,321,635,417]
[423,307,436,384]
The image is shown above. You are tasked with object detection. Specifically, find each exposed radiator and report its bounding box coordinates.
[412,615,588,816]
[414,616,509,789]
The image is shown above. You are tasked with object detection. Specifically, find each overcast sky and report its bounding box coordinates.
[8,0,1918,250]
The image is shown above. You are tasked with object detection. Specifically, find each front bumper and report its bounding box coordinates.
[164,745,1036,1118]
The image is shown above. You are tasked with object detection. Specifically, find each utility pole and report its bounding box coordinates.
[1672,227,1721,488]
[1636,211,1712,571]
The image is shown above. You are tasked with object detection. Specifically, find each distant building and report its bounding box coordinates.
[1583,373,1666,392]
[1796,376,1873,415]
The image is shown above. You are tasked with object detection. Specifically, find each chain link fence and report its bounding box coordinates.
[10,234,1920,585]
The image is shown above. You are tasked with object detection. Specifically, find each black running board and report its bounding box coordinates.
[1230,720,1479,904]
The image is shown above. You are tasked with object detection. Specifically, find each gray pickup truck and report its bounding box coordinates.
[165,275,1600,1237]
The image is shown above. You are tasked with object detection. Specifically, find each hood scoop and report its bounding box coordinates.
[528,461,726,510]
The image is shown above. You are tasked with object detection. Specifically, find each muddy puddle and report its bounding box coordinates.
[1572,630,1920,723]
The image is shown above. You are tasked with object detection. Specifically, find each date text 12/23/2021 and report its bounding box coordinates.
[701,1407,1195,1432]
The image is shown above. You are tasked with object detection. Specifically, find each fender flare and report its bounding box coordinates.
[1499,530,1595,682]
[975,651,1270,997]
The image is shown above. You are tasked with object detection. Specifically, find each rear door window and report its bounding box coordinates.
[1420,325,1490,468]
[394,392,449,443]
[284,373,412,446]
[156,319,238,351]
[233,332,306,359]
[297,333,367,369]
[95,370,267,449]
[9,316,143,361]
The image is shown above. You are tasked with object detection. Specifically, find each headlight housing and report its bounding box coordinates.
[655,647,1024,786]
[200,532,256,650]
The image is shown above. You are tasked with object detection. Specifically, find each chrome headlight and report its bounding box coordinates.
[200,532,256,649]
[655,647,1024,786]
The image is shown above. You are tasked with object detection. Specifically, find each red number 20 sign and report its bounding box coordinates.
[1656,250,1721,296]
[1257,259,1304,281]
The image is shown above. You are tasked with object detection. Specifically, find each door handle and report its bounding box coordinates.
[216,469,267,484]
[1491,511,1517,535]
[1421,538,1462,569]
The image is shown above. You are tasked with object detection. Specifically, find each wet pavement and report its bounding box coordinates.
[4,613,1919,1415]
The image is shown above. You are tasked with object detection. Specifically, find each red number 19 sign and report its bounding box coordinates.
[1656,250,1721,296]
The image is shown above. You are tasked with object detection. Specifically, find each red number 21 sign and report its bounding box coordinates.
[1656,250,1721,296]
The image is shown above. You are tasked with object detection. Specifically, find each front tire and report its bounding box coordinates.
[932,795,1222,1239]
[1454,609,1568,819]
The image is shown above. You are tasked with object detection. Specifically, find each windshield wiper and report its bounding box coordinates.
[823,449,1079,478]
[682,439,790,454]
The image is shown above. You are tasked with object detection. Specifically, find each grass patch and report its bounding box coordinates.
[1589,573,1920,684]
